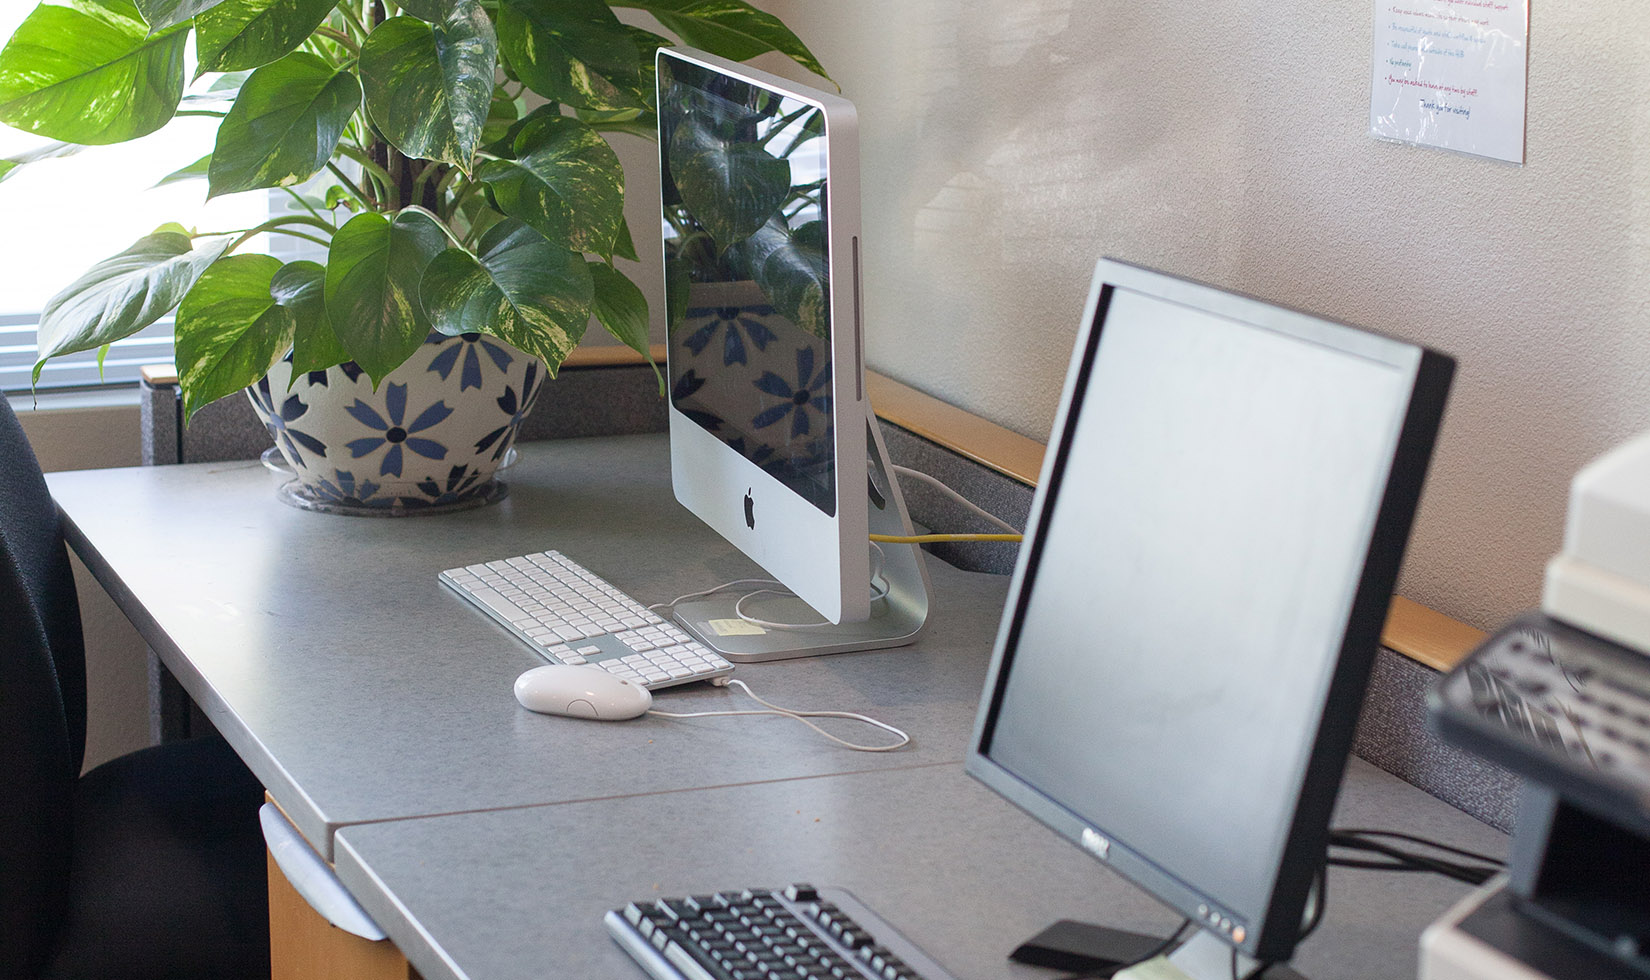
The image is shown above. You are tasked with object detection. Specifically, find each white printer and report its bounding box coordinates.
[1422,433,1650,980]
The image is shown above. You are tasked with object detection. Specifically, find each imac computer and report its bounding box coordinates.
[655,48,929,662]
[966,260,1455,979]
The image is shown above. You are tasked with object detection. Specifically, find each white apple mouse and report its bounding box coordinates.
[513,664,653,720]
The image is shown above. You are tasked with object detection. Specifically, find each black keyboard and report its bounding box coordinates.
[605,884,960,980]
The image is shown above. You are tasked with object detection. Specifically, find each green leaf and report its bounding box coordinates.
[274,260,349,379]
[208,52,361,198]
[195,0,338,76]
[668,102,790,251]
[589,263,662,393]
[478,115,624,257]
[612,216,639,263]
[588,263,649,354]
[397,0,456,21]
[574,104,657,141]
[324,183,355,210]
[496,0,646,111]
[0,140,83,184]
[174,253,294,418]
[134,0,230,31]
[420,220,592,372]
[35,231,232,382]
[360,6,497,169]
[206,68,251,92]
[454,193,506,244]
[481,86,520,146]
[614,0,828,80]
[0,0,187,144]
[727,217,828,338]
[153,151,211,187]
[325,207,451,385]
[484,100,558,156]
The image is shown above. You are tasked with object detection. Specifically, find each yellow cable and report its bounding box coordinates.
[869,533,1023,544]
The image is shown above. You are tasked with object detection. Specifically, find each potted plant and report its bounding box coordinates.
[0,0,826,512]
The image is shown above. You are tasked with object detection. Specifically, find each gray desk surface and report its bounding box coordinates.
[49,432,1507,980]
[47,435,1011,858]
[334,759,1506,980]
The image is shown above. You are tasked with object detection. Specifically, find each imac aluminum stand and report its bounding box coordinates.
[673,416,931,662]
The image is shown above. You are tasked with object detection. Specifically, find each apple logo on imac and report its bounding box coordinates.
[744,489,755,529]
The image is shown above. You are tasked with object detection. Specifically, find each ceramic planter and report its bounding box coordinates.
[248,333,544,515]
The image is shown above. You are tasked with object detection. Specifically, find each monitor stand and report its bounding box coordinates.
[672,416,931,662]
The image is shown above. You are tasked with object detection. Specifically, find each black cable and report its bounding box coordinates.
[1326,834,1498,884]
[1327,831,1499,885]
[1326,857,1437,872]
[1329,828,1503,867]
[1130,919,1194,967]
[1329,834,1496,881]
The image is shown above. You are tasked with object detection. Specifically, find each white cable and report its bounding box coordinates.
[892,464,1019,533]
[648,678,910,752]
[732,545,892,630]
[868,542,888,600]
[647,579,781,613]
[734,589,827,629]
[654,550,891,631]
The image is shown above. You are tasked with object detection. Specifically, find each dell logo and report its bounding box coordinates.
[1080,827,1111,860]
[743,489,755,529]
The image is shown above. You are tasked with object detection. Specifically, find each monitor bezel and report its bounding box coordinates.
[965,258,1454,963]
[656,47,869,624]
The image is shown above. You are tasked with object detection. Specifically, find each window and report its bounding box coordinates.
[0,9,270,394]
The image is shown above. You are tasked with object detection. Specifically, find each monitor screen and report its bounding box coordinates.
[969,259,1453,965]
[658,54,838,516]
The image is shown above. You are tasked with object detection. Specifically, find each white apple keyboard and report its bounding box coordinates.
[440,550,733,690]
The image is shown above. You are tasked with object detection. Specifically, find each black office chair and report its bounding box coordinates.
[0,395,269,980]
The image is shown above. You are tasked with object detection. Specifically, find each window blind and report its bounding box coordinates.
[0,315,179,395]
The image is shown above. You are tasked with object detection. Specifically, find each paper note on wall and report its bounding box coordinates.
[1368,0,1529,163]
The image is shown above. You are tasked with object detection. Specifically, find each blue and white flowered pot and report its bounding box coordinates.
[247,332,544,514]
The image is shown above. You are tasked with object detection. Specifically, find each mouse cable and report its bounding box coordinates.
[891,465,1021,533]
[647,677,911,753]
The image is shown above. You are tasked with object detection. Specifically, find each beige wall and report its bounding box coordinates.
[20,3,1648,773]
[734,0,1650,632]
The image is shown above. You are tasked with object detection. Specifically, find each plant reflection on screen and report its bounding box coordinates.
[660,68,829,340]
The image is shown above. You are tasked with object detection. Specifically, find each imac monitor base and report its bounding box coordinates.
[674,419,931,662]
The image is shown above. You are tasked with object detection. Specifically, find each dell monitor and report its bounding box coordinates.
[966,259,1454,978]
[655,48,928,661]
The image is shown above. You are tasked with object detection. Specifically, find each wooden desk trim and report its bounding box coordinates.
[869,365,1485,670]
[142,346,1482,671]
[862,363,1482,672]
